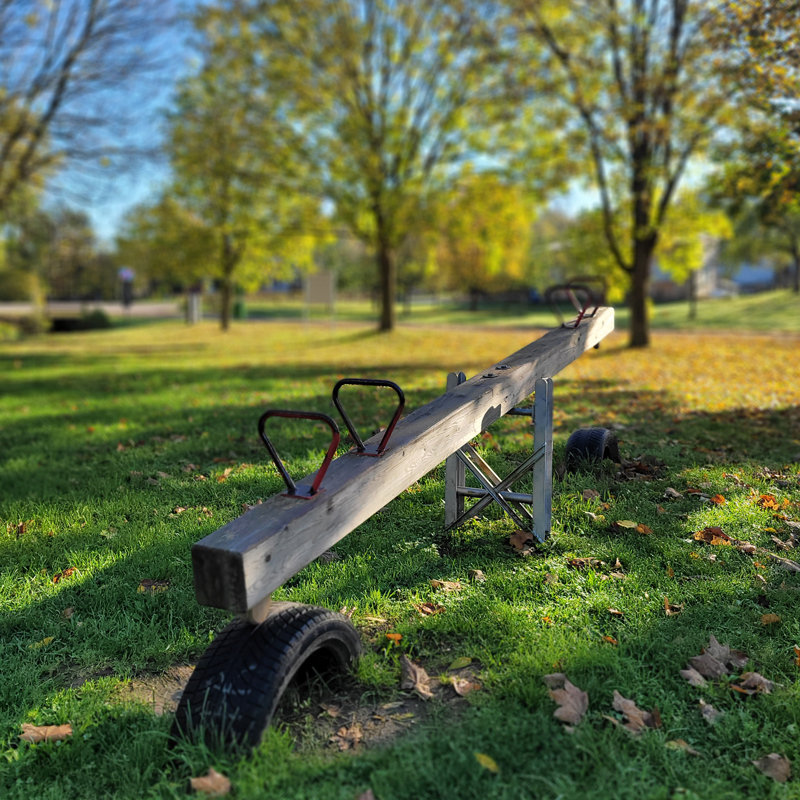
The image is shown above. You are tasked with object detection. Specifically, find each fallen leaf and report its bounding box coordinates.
[430,579,462,592]
[568,557,605,569]
[612,691,661,734]
[699,699,724,724]
[542,615,553,625]
[752,753,791,783]
[709,494,726,505]
[615,520,638,528]
[474,752,499,773]
[385,633,402,644]
[448,656,472,671]
[317,550,340,563]
[452,677,480,696]
[469,569,486,582]
[137,579,170,595]
[689,652,728,679]
[667,567,674,577]
[679,667,708,687]
[758,495,781,510]
[508,530,535,554]
[319,703,341,718]
[52,567,76,584]
[330,723,363,751]
[656,505,667,514]
[664,596,683,616]
[356,791,377,800]
[761,613,781,626]
[544,572,558,585]
[636,523,653,535]
[400,654,433,700]
[608,608,624,617]
[29,637,54,650]
[705,634,749,669]
[61,607,74,620]
[602,636,618,645]
[582,489,600,500]
[794,645,800,666]
[544,674,588,726]
[666,739,701,756]
[362,615,386,622]
[664,487,683,499]
[19,723,73,743]
[693,527,731,545]
[414,602,445,617]
[735,672,775,694]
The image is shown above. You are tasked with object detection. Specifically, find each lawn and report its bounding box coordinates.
[243,288,800,334]
[1,319,799,799]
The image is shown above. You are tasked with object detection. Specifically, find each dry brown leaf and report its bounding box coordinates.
[758,495,781,510]
[666,739,701,756]
[52,567,76,584]
[608,608,624,617]
[752,753,791,783]
[664,596,683,616]
[319,702,341,718]
[612,691,661,734]
[508,530,535,554]
[615,520,638,529]
[699,699,724,724]
[656,504,667,514]
[544,674,588,726]
[664,487,683,499]
[61,607,74,620]
[679,667,708,687]
[602,636,618,645]
[693,527,731,546]
[429,579,462,592]
[19,723,73,743]
[568,557,605,569]
[709,494,726,505]
[705,634,749,670]
[582,489,600,500]
[794,645,800,666]
[137,579,169,595]
[735,672,775,695]
[385,633,402,644]
[635,523,653,535]
[400,654,433,700]
[317,550,340,563]
[330,723,363,751]
[414,602,445,617]
[452,677,481,697]
[761,613,781,625]
[689,651,729,679]
[469,569,486,583]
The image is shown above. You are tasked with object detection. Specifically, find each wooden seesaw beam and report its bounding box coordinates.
[192,307,614,614]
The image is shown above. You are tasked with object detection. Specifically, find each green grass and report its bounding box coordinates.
[1,321,800,799]
[242,289,800,334]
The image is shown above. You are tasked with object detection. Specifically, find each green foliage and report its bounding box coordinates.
[436,174,534,296]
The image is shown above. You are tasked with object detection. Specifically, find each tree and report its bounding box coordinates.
[514,0,739,346]
[436,174,533,309]
[0,0,173,215]
[164,39,322,329]
[233,0,514,331]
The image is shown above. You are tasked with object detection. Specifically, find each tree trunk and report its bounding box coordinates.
[688,271,697,321]
[629,237,655,348]
[791,245,800,294]
[469,287,480,311]
[220,276,232,331]
[377,239,395,332]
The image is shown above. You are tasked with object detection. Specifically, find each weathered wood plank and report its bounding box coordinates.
[192,308,614,612]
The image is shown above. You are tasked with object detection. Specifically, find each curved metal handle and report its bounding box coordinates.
[331,378,405,455]
[545,275,606,328]
[257,410,340,498]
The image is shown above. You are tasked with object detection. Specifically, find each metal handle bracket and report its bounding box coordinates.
[332,378,405,456]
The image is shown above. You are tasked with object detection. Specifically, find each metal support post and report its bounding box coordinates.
[531,377,553,542]
[444,371,467,527]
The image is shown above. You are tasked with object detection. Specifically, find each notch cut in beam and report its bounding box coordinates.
[191,307,614,613]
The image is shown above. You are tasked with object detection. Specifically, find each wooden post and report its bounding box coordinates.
[191,308,614,613]
[444,371,466,527]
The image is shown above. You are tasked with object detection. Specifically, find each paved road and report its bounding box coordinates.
[0,301,181,317]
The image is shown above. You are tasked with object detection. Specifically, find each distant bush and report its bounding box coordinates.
[0,319,20,342]
[50,309,112,333]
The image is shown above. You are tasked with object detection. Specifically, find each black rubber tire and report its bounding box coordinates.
[565,427,620,470]
[171,602,361,749]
